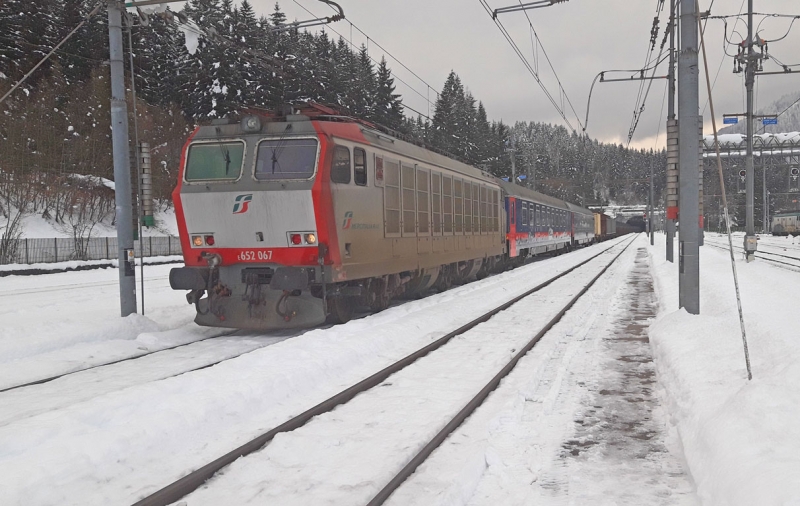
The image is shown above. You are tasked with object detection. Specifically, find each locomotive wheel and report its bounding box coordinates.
[326,296,353,324]
[368,279,390,312]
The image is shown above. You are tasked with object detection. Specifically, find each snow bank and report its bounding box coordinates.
[648,233,800,505]
[0,255,182,274]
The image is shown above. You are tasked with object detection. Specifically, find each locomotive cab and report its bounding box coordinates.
[170,115,331,329]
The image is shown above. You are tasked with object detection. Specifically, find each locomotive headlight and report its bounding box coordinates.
[240,115,261,133]
[192,235,203,247]
[304,233,317,244]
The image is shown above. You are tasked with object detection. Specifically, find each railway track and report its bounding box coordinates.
[0,329,239,394]
[704,238,800,271]
[0,275,171,297]
[131,235,637,506]
[1,237,622,401]
[0,331,305,428]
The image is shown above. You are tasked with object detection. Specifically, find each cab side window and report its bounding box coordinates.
[354,148,367,186]
[331,146,351,184]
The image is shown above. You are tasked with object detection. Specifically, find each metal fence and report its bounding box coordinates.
[2,236,182,265]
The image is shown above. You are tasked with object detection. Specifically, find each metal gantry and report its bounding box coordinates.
[701,133,800,232]
[492,0,569,18]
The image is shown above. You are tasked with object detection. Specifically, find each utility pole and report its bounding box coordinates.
[509,135,517,184]
[665,0,678,262]
[742,0,758,261]
[678,0,700,314]
[763,160,768,233]
[650,157,654,245]
[108,1,137,316]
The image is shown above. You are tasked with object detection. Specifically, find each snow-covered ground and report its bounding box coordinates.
[649,231,800,505]
[0,233,797,505]
[11,205,178,238]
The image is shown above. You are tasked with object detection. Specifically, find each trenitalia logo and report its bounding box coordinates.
[232,194,253,214]
[342,211,353,229]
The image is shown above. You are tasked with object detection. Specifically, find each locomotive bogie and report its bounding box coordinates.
[193,264,327,329]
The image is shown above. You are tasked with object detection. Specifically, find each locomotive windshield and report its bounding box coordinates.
[255,137,318,181]
[185,141,245,181]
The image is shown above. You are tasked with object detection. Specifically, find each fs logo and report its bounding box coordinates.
[232,194,253,214]
[342,211,353,230]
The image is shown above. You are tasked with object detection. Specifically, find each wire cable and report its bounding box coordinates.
[756,93,800,135]
[702,0,746,114]
[476,0,582,132]
[515,0,585,133]
[291,0,437,116]
[0,2,104,106]
[626,0,671,145]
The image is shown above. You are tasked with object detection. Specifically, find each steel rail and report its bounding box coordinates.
[704,237,800,262]
[0,330,239,394]
[704,241,800,269]
[366,234,638,506]
[130,235,633,506]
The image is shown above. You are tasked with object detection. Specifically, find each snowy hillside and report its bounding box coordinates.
[15,206,179,239]
[718,90,800,134]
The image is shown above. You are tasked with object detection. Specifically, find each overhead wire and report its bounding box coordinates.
[515,0,585,132]
[756,94,800,135]
[625,0,670,146]
[627,5,662,141]
[0,2,104,106]
[702,0,746,114]
[292,0,437,119]
[476,0,582,132]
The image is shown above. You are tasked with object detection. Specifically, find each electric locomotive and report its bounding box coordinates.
[169,103,506,329]
[169,103,607,330]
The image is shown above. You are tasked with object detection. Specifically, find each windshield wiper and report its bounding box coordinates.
[215,126,232,175]
[270,123,293,174]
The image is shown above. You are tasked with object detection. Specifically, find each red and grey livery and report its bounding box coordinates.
[169,104,606,330]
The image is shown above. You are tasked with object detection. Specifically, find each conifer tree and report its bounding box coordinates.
[334,37,356,112]
[350,45,376,118]
[432,71,466,157]
[184,0,245,118]
[373,57,403,130]
[312,31,336,105]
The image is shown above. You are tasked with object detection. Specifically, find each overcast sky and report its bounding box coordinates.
[236,0,800,149]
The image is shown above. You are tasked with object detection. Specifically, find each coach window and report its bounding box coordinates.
[463,182,472,233]
[254,138,317,181]
[521,203,528,227]
[331,145,351,184]
[454,179,463,233]
[354,148,367,186]
[472,184,480,233]
[186,141,244,181]
[443,176,453,234]
[432,172,442,234]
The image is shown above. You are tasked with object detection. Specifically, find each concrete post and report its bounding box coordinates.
[666,0,677,262]
[678,0,700,314]
[699,118,704,246]
[108,2,137,316]
[744,0,757,261]
[650,158,654,245]
[666,119,679,258]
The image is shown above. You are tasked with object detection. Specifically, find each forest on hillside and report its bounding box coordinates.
[0,0,665,253]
